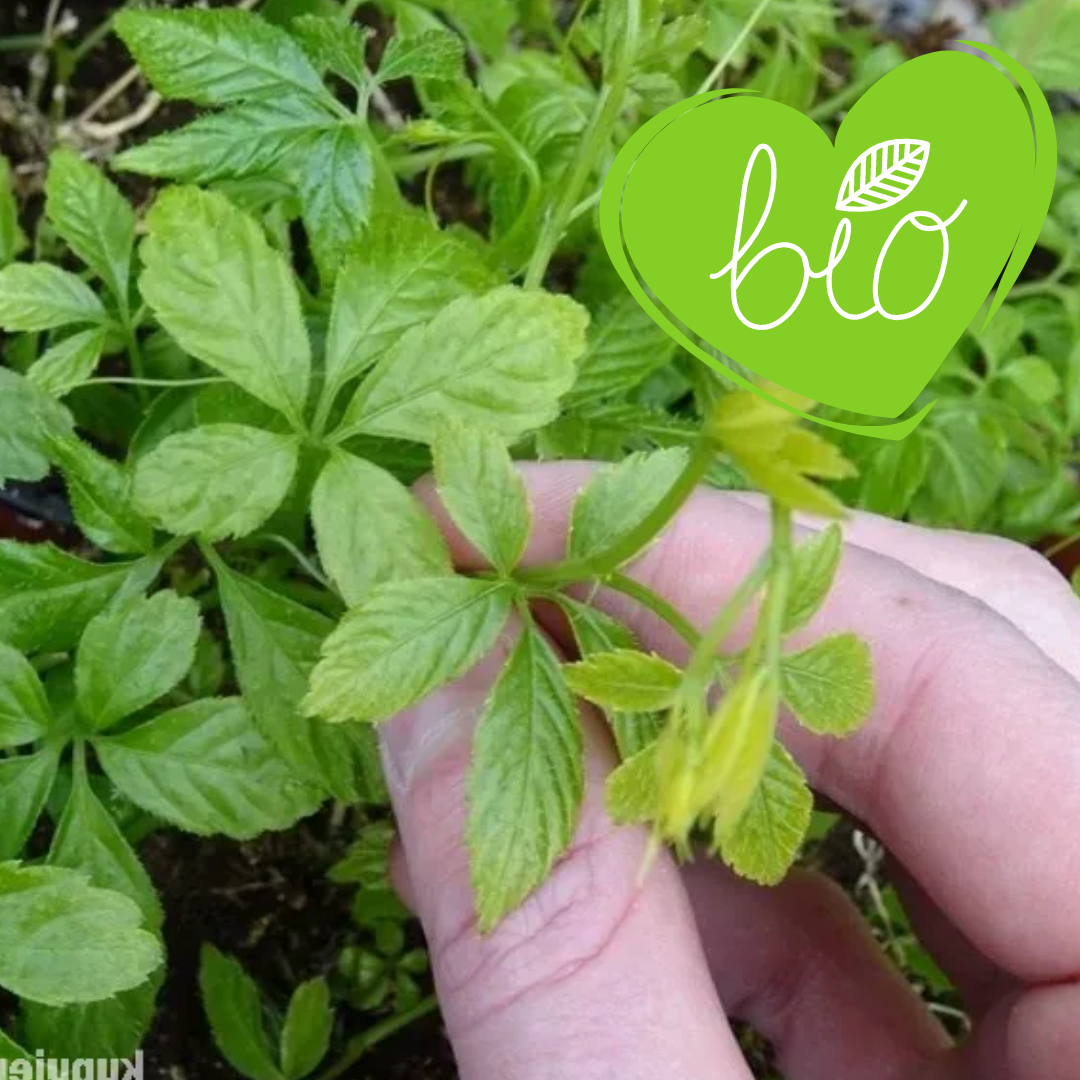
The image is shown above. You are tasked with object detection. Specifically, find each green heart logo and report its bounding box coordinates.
[600,43,1055,439]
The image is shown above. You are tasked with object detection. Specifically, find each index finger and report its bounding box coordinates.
[418,462,1080,986]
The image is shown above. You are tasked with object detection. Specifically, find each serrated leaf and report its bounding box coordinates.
[716,741,812,885]
[134,424,299,541]
[280,977,333,1080]
[45,150,135,308]
[199,945,283,1080]
[0,368,74,484]
[0,750,59,859]
[48,760,162,930]
[304,577,513,724]
[784,524,841,635]
[115,7,327,106]
[139,186,311,424]
[563,649,682,713]
[569,447,687,562]
[214,561,380,802]
[48,435,155,555]
[97,698,321,839]
[312,451,449,607]
[292,14,370,88]
[836,139,929,212]
[378,30,465,82]
[76,591,201,731]
[337,286,586,444]
[0,156,26,268]
[322,210,500,399]
[0,644,51,749]
[0,862,161,1006]
[28,327,107,398]
[605,741,658,825]
[432,424,529,574]
[468,626,584,931]
[0,264,107,332]
[298,124,374,282]
[780,633,874,736]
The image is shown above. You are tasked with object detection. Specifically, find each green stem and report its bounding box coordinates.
[695,0,771,95]
[759,502,792,676]
[77,376,230,389]
[315,996,440,1080]
[518,434,717,588]
[0,34,45,52]
[522,0,641,289]
[124,329,149,407]
[606,572,701,648]
[387,142,493,178]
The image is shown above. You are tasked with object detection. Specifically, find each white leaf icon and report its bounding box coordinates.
[835,139,930,213]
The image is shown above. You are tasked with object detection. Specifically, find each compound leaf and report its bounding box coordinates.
[0,643,53,749]
[0,750,59,860]
[780,633,874,736]
[0,368,74,485]
[563,649,681,713]
[378,30,465,82]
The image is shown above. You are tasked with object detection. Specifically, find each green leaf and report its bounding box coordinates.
[563,649,682,713]
[312,451,449,607]
[468,625,584,931]
[48,760,162,930]
[1000,355,1062,405]
[857,430,929,519]
[783,524,841,636]
[0,368,74,484]
[298,125,374,282]
[304,577,513,724]
[432,424,529,574]
[214,561,381,802]
[0,263,107,332]
[378,30,465,82]
[0,643,53,749]
[0,1027,29,1062]
[568,447,687,562]
[115,98,337,184]
[425,0,514,58]
[990,0,1080,92]
[139,186,311,424]
[715,741,812,886]
[322,210,500,398]
[28,327,107,398]
[280,977,333,1080]
[337,286,586,444]
[605,741,658,825]
[780,633,874,736]
[48,435,155,555]
[0,750,60,859]
[292,14,371,88]
[0,156,26,268]
[45,150,135,308]
[199,944,283,1080]
[134,424,299,541]
[97,698,321,839]
[76,591,201,731]
[0,543,143,653]
[115,7,328,106]
[0,862,161,1006]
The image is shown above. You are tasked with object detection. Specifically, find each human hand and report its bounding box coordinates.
[379,462,1080,1080]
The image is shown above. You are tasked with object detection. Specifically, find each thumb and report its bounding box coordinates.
[379,619,752,1080]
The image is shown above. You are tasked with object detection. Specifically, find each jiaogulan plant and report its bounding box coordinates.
[0,0,1077,1072]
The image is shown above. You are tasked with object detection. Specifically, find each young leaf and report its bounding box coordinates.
[45,150,135,309]
[134,424,299,541]
[605,741,658,825]
[715,741,812,886]
[0,863,161,1006]
[783,524,841,635]
[780,633,874,736]
[468,625,584,931]
[0,368,75,484]
[378,30,465,82]
[76,591,201,731]
[96,698,322,839]
[563,648,682,713]
[304,577,513,724]
[214,561,380,802]
[0,642,54,748]
[199,945,283,1080]
[322,210,500,397]
[0,156,26,268]
[28,327,107,398]
[569,447,688,562]
[292,14,371,89]
[336,286,587,444]
[280,977,333,1080]
[139,186,311,424]
[0,750,60,860]
[48,435,155,555]
[0,264,107,332]
[48,761,162,930]
[115,7,327,107]
[312,451,450,607]
[432,424,530,574]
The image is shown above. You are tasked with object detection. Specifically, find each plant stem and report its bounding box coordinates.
[77,376,230,389]
[315,996,440,1080]
[124,329,149,407]
[522,0,641,289]
[607,572,701,648]
[695,0,771,95]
